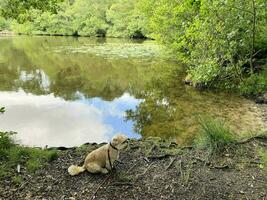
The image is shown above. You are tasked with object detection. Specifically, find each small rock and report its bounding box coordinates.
[46,186,52,191]
[46,175,53,179]
[25,192,32,200]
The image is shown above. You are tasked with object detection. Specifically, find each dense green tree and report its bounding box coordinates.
[0,0,62,23]
[139,0,267,94]
[4,0,149,38]
[106,0,148,38]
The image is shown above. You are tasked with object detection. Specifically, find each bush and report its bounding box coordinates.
[240,70,267,96]
[140,0,267,92]
[194,116,237,154]
[0,16,10,31]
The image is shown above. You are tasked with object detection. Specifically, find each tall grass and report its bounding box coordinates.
[194,116,237,154]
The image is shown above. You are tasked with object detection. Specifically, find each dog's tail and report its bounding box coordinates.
[68,165,85,176]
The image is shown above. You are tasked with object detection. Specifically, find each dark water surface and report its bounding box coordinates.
[0,36,266,147]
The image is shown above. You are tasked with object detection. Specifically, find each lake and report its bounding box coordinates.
[0,36,266,147]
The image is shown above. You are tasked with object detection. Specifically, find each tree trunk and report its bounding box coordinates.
[249,0,256,75]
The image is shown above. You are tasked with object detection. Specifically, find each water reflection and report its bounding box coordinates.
[0,36,159,100]
[0,36,266,147]
[0,36,158,146]
[126,66,267,144]
[0,90,140,147]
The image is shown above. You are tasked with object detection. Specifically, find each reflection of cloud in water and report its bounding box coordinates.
[19,69,51,91]
[85,93,142,139]
[0,90,140,147]
[86,93,142,117]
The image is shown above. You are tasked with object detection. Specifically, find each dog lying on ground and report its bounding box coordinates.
[68,134,129,175]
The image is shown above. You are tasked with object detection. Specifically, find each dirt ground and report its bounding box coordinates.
[0,137,266,200]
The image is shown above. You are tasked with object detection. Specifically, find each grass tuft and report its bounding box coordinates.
[258,148,267,171]
[116,172,133,182]
[194,116,237,154]
[12,175,23,185]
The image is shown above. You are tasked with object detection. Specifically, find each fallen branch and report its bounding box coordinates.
[135,162,154,180]
[148,154,173,160]
[126,158,143,173]
[90,173,112,200]
[143,157,150,163]
[181,146,193,150]
[249,160,262,165]
[212,164,229,169]
[238,135,267,144]
[146,144,157,156]
[165,157,176,170]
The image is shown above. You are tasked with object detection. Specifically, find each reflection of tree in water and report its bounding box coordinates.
[126,66,194,144]
[0,63,19,91]
[0,37,153,101]
[51,66,85,100]
[126,66,267,145]
[89,78,125,101]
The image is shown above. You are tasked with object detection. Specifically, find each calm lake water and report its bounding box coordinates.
[0,36,266,147]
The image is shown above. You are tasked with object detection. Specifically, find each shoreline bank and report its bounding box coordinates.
[0,137,266,200]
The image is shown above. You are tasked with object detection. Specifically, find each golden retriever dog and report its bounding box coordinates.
[68,134,129,175]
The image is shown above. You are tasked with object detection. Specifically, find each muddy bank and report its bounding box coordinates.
[0,138,266,200]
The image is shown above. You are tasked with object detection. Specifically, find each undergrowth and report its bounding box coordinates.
[194,116,237,155]
[0,132,58,180]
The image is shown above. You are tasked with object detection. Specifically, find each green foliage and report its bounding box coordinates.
[239,69,267,96]
[194,116,237,154]
[0,132,58,179]
[0,0,63,23]
[139,0,267,92]
[11,175,23,185]
[0,107,5,113]
[106,0,148,38]
[188,60,220,86]
[3,0,149,38]
[0,16,10,30]
[258,148,267,171]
